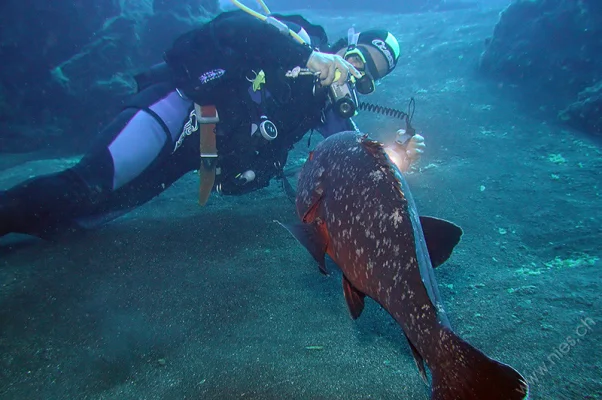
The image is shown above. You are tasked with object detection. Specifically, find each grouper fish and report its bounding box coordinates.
[281,131,529,399]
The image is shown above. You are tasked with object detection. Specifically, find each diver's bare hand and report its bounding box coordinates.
[396,130,426,163]
[306,51,361,86]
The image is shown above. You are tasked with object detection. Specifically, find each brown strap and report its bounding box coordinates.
[196,103,218,206]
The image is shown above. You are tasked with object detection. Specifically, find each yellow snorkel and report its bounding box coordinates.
[230,0,308,45]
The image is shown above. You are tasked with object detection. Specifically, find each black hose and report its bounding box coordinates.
[358,100,409,121]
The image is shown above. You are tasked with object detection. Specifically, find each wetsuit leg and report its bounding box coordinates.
[0,83,198,239]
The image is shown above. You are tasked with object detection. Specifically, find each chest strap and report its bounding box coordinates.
[195,103,219,205]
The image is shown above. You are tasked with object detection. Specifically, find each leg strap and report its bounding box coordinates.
[196,103,219,205]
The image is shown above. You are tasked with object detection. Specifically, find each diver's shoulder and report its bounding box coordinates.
[211,9,254,23]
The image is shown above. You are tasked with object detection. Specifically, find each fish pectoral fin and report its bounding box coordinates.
[278,221,329,275]
[419,216,464,268]
[405,335,428,385]
[342,275,366,320]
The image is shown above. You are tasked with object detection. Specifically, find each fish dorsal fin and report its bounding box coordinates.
[360,136,388,161]
[278,221,329,275]
[342,275,366,319]
[419,216,463,268]
[360,136,401,180]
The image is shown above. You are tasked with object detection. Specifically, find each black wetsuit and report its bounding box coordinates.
[0,11,355,239]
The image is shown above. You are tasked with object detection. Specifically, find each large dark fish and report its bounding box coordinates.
[281,131,529,399]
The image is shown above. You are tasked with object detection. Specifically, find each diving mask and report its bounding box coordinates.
[344,45,377,95]
[353,71,375,95]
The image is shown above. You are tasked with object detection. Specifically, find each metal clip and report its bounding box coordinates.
[198,110,220,124]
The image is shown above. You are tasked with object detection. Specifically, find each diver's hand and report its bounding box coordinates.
[306,51,361,86]
[396,130,426,163]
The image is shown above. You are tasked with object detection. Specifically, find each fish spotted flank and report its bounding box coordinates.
[281,131,529,400]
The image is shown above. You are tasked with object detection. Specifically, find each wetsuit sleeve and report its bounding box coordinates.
[212,11,314,69]
[316,108,359,137]
[164,11,314,103]
[165,11,312,78]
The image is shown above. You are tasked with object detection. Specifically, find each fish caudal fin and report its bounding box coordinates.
[431,329,529,400]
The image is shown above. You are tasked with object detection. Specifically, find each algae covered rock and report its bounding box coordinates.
[479,0,602,135]
[559,81,602,135]
[0,0,219,153]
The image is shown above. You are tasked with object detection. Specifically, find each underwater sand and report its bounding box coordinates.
[1,6,601,400]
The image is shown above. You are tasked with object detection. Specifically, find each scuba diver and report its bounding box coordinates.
[0,1,425,240]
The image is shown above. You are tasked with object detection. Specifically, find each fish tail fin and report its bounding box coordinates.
[431,329,529,400]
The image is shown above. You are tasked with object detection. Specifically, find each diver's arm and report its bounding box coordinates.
[212,11,314,69]
[213,12,358,86]
[164,11,315,103]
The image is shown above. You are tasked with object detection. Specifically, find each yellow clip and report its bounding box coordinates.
[252,70,266,91]
[334,69,355,84]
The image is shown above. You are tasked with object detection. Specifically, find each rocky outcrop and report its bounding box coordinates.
[559,81,602,135]
[479,0,602,135]
[0,0,219,153]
